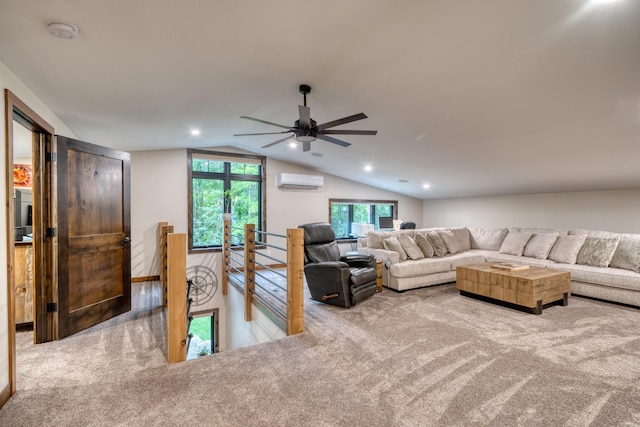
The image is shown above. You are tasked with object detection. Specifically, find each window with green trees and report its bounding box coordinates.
[329,199,397,239]
[189,150,265,250]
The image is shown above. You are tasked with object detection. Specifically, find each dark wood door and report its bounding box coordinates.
[55,136,131,338]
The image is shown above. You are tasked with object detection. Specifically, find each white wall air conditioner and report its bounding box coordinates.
[276,173,324,190]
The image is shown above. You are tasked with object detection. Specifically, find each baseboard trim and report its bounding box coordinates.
[0,382,11,410]
[132,275,160,283]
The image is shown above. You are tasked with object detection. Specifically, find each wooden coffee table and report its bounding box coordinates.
[456,263,571,315]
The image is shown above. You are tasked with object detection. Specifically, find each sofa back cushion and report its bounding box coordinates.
[499,231,533,256]
[366,229,417,249]
[576,236,620,268]
[415,233,435,257]
[610,238,640,273]
[548,235,586,264]
[398,234,424,260]
[426,230,448,257]
[468,227,509,251]
[511,227,569,236]
[437,227,471,254]
[383,236,408,261]
[523,233,559,259]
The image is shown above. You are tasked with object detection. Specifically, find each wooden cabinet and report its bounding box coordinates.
[15,243,33,325]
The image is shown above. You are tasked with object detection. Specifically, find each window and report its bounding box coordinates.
[329,199,398,239]
[188,150,265,251]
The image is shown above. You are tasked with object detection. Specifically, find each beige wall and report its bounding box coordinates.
[423,189,640,233]
[1,59,76,392]
[130,148,424,350]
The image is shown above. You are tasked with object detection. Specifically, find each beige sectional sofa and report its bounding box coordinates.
[357,226,640,308]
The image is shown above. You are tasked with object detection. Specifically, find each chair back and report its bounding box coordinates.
[400,221,416,229]
[298,222,341,263]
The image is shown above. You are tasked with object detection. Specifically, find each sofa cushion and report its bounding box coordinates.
[426,230,448,257]
[389,257,451,278]
[398,234,424,260]
[511,227,569,236]
[552,263,640,292]
[468,227,509,251]
[437,227,471,254]
[499,231,533,256]
[383,237,408,261]
[523,233,559,259]
[548,235,586,264]
[576,236,620,268]
[414,233,434,257]
[484,253,557,269]
[610,238,640,273]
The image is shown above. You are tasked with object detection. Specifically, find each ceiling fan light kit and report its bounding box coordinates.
[234,84,377,152]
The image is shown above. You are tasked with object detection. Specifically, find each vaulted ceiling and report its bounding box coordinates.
[1,0,639,199]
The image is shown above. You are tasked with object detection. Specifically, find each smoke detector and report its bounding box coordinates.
[47,21,78,39]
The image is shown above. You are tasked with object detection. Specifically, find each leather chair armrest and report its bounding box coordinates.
[341,254,376,269]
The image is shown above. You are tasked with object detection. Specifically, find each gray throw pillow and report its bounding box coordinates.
[499,231,533,256]
[523,233,559,259]
[610,238,640,273]
[468,227,509,250]
[548,235,586,264]
[437,227,471,254]
[398,234,424,260]
[383,236,408,261]
[576,236,620,268]
[426,230,448,257]
[415,233,435,258]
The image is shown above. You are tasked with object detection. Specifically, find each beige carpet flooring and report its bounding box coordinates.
[2,281,640,426]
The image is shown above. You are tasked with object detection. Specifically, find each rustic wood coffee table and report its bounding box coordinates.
[456,262,571,315]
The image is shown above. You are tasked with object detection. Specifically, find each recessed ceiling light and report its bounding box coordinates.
[422,183,431,189]
[47,21,78,39]
[364,165,373,172]
[190,129,201,136]
[289,142,297,148]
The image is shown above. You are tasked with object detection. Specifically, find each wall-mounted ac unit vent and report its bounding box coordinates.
[276,173,324,190]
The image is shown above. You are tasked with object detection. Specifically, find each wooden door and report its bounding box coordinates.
[55,136,131,338]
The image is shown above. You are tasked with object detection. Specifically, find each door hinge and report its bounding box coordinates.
[46,152,57,162]
[46,302,57,313]
[46,227,57,238]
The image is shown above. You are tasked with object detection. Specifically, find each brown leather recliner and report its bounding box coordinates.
[298,222,377,308]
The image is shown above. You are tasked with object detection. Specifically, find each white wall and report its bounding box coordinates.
[130,147,424,350]
[423,189,640,233]
[1,59,76,394]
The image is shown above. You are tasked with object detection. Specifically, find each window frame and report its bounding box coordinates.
[328,198,398,241]
[188,149,266,253]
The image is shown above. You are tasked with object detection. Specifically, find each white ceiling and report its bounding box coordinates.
[1,0,639,199]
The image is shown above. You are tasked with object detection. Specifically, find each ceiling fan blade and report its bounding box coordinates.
[316,134,351,148]
[298,105,311,128]
[262,134,294,148]
[315,113,368,132]
[234,131,292,136]
[321,130,377,135]
[302,141,311,152]
[240,116,291,129]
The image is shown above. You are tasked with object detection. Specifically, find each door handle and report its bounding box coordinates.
[124,237,131,244]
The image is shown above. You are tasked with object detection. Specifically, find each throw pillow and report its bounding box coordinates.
[437,227,471,254]
[383,236,408,261]
[610,238,640,273]
[548,235,587,264]
[468,227,509,250]
[576,236,620,268]
[398,234,424,260]
[366,231,386,250]
[426,230,448,257]
[523,233,559,259]
[415,233,435,258]
[499,231,533,256]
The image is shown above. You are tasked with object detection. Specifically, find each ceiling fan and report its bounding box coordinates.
[234,84,377,152]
